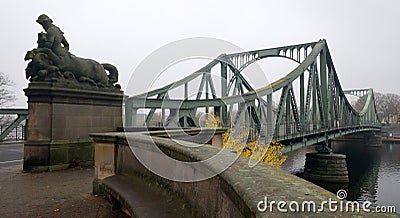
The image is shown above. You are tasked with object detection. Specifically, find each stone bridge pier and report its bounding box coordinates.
[304,152,349,183]
[302,131,382,185]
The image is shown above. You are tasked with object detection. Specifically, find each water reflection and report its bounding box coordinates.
[280,144,315,174]
[333,141,381,205]
[281,141,400,212]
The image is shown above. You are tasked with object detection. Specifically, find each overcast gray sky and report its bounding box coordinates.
[1,0,399,107]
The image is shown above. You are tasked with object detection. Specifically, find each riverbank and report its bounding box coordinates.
[382,136,400,143]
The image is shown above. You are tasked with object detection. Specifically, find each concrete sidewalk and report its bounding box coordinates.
[0,165,129,218]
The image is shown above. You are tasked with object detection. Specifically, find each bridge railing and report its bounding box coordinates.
[272,120,381,142]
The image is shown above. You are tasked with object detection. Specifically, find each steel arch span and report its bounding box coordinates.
[125,39,381,152]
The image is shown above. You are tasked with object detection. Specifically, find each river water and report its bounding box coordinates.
[281,141,400,212]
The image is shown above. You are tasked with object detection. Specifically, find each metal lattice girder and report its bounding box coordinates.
[125,39,381,150]
[289,87,301,131]
[304,65,314,120]
[144,93,166,126]
[274,86,289,138]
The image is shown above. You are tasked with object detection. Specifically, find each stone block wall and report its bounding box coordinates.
[23,81,123,172]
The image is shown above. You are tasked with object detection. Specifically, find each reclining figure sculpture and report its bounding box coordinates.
[25,14,119,88]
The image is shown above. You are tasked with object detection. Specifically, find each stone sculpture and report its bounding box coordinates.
[24,14,119,88]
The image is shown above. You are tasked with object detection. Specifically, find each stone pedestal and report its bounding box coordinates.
[304,152,349,183]
[23,82,123,172]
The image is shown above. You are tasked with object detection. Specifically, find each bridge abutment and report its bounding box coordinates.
[23,81,123,172]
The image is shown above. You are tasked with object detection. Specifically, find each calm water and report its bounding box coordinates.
[281,141,400,212]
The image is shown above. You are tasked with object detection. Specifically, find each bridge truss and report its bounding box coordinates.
[125,39,381,152]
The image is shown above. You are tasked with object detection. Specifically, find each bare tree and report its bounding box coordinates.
[0,72,16,126]
[352,92,400,123]
[353,95,367,112]
[379,93,400,123]
[0,72,15,107]
[373,92,385,121]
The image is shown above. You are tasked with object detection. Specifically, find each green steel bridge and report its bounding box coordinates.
[124,39,381,152]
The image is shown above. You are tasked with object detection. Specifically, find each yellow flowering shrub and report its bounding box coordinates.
[205,115,220,128]
[206,115,287,168]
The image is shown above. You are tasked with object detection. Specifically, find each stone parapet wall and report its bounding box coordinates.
[90,130,391,217]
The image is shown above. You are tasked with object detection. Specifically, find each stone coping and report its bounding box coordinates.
[91,128,226,144]
[25,81,122,93]
[24,81,124,106]
[90,130,399,217]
